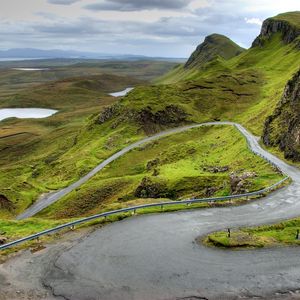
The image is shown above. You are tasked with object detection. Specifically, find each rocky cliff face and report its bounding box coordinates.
[184,34,244,69]
[252,13,300,47]
[262,69,300,160]
[97,102,188,134]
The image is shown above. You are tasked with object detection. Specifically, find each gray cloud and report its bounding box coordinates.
[3,0,296,57]
[48,0,81,5]
[84,0,192,11]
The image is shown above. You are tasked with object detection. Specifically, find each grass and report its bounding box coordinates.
[0,218,67,240]
[0,74,144,217]
[205,218,300,249]
[184,34,245,69]
[272,11,300,28]
[36,125,284,219]
[156,32,300,136]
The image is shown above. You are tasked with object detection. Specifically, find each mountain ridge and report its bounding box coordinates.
[0,48,185,61]
[263,68,300,160]
[184,33,245,69]
[252,11,300,47]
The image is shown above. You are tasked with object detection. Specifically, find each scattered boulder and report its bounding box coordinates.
[97,103,121,124]
[230,172,257,194]
[0,236,7,245]
[203,165,229,173]
[0,195,14,211]
[146,158,160,171]
[205,187,218,197]
[134,177,168,198]
[152,169,160,176]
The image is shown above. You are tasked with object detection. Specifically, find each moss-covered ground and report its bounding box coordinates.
[157,34,300,135]
[0,74,145,218]
[37,125,283,219]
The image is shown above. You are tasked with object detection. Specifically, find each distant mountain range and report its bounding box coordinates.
[0,48,185,62]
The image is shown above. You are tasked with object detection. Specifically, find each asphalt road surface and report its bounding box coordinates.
[2,122,300,300]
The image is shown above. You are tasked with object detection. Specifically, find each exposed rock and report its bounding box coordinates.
[252,14,300,47]
[97,103,121,124]
[262,69,300,161]
[152,169,159,176]
[0,236,7,245]
[204,187,218,197]
[185,34,245,69]
[96,103,188,134]
[146,158,160,171]
[135,104,188,133]
[202,165,229,173]
[134,177,168,198]
[0,194,14,211]
[230,172,257,194]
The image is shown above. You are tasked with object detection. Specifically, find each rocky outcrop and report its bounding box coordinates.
[96,102,188,133]
[230,172,257,194]
[252,14,300,47]
[263,69,300,161]
[0,236,7,245]
[135,104,188,132]
[202,165,229,173]
[0,195,14,211]
[97,103,121,124]
[185,34,245,69]
[146,158,160,171]
[134,177,168,198]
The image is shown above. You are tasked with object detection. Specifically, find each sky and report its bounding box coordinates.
[0,0,299,57]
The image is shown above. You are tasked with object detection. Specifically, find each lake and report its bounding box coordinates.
[0,108,58,122]
[109,87,134,97]
[12,68,49,71]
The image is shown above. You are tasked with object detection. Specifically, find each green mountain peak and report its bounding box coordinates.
[184,33,245,69]
[252,11,300,47]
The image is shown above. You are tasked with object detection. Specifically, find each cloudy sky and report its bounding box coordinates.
[0,0,299,57]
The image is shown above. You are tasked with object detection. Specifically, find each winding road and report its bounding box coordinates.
[3,122,300,299]
[17,121,256,219]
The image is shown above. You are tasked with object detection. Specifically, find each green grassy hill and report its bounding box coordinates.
[0,12,299,222]
[184,34,245,69]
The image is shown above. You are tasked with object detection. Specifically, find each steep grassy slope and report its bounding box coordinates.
[0,75,143,218]
[263,68,300,161]
[119,35,299,135]
[152,12,300,137]
[184,34,244,69]
[273,11,300,27]
[38,125,283,219]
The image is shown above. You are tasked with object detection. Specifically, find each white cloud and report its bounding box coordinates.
[245,17,263,26]
[0,0,299,56]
